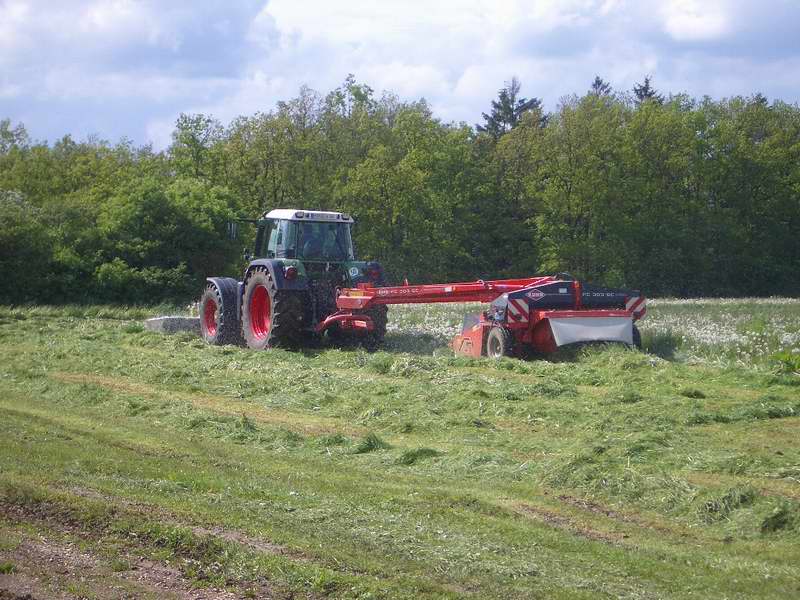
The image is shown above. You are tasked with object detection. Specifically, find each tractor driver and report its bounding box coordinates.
[330,224,351,260]
[300,222,324,259]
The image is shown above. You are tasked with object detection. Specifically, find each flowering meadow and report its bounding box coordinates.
[384,298,800,372]
[640,298,800,370]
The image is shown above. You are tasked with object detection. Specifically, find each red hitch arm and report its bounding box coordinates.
[315,312,374,334]
[336,276,555,310]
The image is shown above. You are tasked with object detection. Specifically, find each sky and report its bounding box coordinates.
[1,0,799,149]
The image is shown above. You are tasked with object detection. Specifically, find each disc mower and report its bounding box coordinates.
[333,276,646,358]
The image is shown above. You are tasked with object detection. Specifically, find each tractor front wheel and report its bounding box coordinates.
[241,267,304,349]
[486,327,513,358]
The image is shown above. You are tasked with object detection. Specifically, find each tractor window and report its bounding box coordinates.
[297,222,354,261]
[264,220,280,258]
[278,220,297,258]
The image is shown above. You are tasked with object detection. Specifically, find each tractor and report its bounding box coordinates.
[199,209,388,349]
[200,208,647,357]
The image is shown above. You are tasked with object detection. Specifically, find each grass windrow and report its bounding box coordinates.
[0,300,798,599]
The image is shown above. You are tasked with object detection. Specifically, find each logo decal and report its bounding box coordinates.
[526,290,545,302]
[349,267,359,277]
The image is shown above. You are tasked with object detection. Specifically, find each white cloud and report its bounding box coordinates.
[660,0,731,41]
[0,1,31,51]
[0,0,798,148]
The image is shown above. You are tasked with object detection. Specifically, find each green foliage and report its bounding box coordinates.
[0,561,16,574]
[477,76,544,137]
[0,192,52,302]
[633,75,664,104]
[1,77,799,303]
[94,258,193,303]
[772,350,800,374]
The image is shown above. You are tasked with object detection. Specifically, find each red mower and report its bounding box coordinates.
[329,275,646,358]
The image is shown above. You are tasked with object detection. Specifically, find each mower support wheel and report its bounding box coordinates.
[486,327,513,359]
[241,266,304,349]
[632,324,642,350]
[199,278,241,345]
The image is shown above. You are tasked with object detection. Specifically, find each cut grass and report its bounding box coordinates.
[0,302,799,599]
[396,448,442,465]
[352,432,391,454]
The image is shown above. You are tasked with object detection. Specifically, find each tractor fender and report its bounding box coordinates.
[244,259,310,292]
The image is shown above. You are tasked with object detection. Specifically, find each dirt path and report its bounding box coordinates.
[0,499,283,600]
[0,531,251,599]
[0,529,239,599]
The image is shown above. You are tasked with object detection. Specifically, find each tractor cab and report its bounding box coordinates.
[255,209,355,262]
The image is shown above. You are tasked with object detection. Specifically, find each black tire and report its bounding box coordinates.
[486,327,513,358]
[632,324,642,350]
[362,305,388,352]
[241,267,304,349]
[199,279,241,345]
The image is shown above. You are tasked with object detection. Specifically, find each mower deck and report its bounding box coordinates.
[325,276,646,357]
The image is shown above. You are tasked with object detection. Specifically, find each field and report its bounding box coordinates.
[1,299,799,599]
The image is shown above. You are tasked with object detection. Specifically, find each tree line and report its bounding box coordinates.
[1,75,798,304]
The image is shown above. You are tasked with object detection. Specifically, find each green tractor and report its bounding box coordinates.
[199,209,388,349]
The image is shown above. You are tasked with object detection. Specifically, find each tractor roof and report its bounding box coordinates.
[263,209,354,223]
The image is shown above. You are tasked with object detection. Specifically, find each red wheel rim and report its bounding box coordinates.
[203,298,218,337]
[250,285,271,339]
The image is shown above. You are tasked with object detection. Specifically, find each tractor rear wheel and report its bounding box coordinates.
[241,267,304,349]
[199,279,240,345]
[486,327,513,358]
